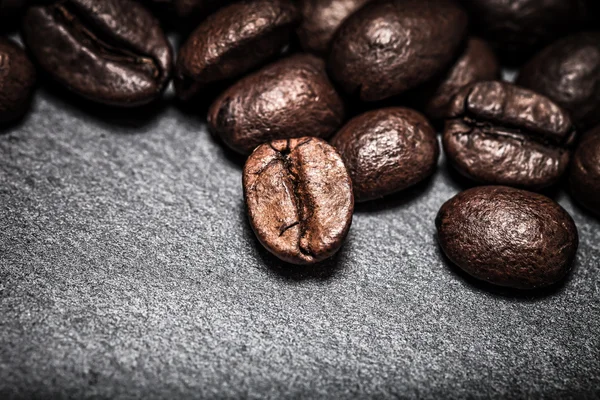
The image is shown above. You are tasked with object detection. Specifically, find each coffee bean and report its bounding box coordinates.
[331,107,439,202]
[443,81,576,190]
[436,186,578,289]
[460,0,590,62]
[156,0,235,21]
[420,37,499,121]
[0,0,27,16]
[590,1,600,22]
[570,124,600,217]
[328,0,467,102]
[243,137,354,265]
[296,0,371,55]
[0,38,36,124]
[208,54,345,155]
[517,32,600,132]
[175,0,299,101]
[22,0,172,107]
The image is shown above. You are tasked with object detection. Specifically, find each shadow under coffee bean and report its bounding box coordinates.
[22,0,173,107]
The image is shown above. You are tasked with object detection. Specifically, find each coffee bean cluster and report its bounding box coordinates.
[1,0,599,291]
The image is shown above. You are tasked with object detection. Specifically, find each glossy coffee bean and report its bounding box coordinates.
[436,186,578,289]
[208,54,345,155]
[0,38,36,124]
[296,0,371,55]
[443,81,576,190]
[328,0,468,102]
[331,108,439,202]
[570,125,600,217]
[243,137,354,265]
[460,0,590,62]
[517,32,600,132]
[421,38,500,121]
[23,0,172,107]
[175,0,299,101]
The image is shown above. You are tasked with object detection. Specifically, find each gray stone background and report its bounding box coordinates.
[0,46,599,400]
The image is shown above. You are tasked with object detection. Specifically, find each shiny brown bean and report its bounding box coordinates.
[175,0,300,101]
[436,186,579,289]
[244,137,354,265]
[517,32,600,131]
[420,37,500,121]
[23,0,172,107]
[328,0,468,102]
[331,107,439,202]
[296,0,371,55]
[443,81,576,190]
[208,54,345,155]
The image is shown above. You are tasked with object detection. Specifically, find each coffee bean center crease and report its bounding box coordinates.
[53,2,160,78]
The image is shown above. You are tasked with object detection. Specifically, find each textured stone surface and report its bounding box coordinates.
[1,85,599,399]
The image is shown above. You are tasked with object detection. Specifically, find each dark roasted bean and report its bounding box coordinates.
[243,137,354,265]
[460,0,590,62]
[0,38,36,123]
[175,0,299,101]
[570,124,600,217]
[23,0,172,107]
[296,0,371,55]
[0,0,28,18]
[420,37,499,121]
[443,81,576,190]
[517,32,600,131]
[208,54,345,155]
[331,107,439,202]
[436,186,579,289]
[328,0,468,102]
[157,0,235,21]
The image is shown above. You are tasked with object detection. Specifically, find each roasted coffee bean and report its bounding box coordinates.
[570,125,600,217]
[517,32,600,132]
[296,0,371,55]
[436,186,579,289]
[460,0,590,62]
[331,107,439,202]
[208,54,345,155]
[149,0,235,21]
[243,137,354,265]
[420,38,499,121]
[328,0,468,102]
[22,0,172,107]
[175,0,300,101]
[443,81,576,190]
[590,1,600,23]
[0,38,36,124]
[0,0,27,17]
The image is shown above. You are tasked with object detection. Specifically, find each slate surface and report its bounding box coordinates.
[1,82,600,399]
